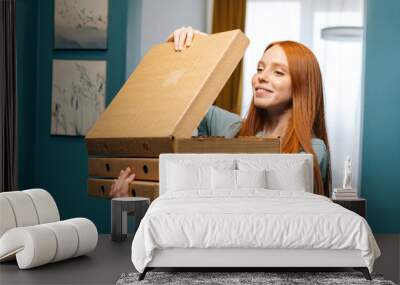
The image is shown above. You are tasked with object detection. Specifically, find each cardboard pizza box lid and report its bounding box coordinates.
[85,29,249,141]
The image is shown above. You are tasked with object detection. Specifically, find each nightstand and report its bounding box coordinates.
[111,197,150,242]
[332,198,366,218]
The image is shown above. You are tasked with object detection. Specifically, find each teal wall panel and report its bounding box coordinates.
[16,0,37,189]
[362,0,400,233]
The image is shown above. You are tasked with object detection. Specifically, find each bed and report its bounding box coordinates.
[131,154,380,280]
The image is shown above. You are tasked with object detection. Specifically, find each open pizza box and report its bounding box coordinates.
[85,29,280,200]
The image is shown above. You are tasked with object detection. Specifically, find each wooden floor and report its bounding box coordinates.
[1,234,398,284]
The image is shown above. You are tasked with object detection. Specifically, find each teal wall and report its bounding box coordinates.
[16,0,141,233]
[16,0,37,189]
[361,0,400,233]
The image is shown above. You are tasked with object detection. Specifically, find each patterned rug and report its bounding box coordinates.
[116,271,396,285]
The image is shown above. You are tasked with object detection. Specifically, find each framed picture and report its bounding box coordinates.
[54,0,108,49]
[51,59,106,136]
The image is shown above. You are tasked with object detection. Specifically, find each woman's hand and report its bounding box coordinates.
[109,167,135,198]
[166,26,208,51]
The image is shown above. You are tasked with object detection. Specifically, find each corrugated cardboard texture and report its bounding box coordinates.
[88,158,159,180]
[86,136,280,157]
[173,137,280,154]
[88,178,159,201]
[86,29,249,140]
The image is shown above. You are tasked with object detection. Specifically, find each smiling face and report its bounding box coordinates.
[252,45,292,113]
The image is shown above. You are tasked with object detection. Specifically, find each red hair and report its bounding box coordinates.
[237,41,331,196]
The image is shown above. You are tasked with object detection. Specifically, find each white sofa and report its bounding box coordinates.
[0,189,98,269]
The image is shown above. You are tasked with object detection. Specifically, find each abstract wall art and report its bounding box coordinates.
[54,0,108,49]
[51,59,106,136]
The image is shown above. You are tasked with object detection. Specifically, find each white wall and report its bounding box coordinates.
[140,0,208,56]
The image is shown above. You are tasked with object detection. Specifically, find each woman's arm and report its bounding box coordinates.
[197,105,243,138]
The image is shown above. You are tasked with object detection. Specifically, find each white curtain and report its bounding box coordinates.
[243,0,364,193]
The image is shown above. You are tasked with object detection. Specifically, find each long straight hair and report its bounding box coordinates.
[237,41,331,196]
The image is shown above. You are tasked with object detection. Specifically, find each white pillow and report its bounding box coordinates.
[211,168,267,190]
[265,161,307,191]
[211,168,237,190]
[238,159,308,191]
[236,169,267,189]
[167,162,210,191]
[167,160,236,192]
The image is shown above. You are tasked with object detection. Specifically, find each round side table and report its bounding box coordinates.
[111,197,150,242]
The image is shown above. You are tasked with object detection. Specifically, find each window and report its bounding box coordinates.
[243,0,365,192]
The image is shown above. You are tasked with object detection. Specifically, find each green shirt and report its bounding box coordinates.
[198,105,328,182]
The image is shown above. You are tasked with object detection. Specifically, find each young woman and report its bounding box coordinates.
[110,27,331,198]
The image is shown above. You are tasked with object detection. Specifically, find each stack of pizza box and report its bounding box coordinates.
[85,30,280,202]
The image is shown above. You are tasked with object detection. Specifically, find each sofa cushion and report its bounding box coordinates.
[0,218,97,269]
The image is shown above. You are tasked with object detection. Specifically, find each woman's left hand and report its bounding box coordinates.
[109,167,136,198]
